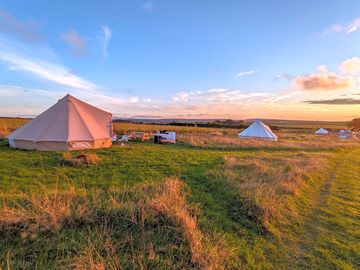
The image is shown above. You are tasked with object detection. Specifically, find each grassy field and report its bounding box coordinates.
[0,119,359,269]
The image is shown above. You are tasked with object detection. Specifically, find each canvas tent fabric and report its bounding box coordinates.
[238,120,278,141]
[315,128,329,134]
[7,94,113,151]
[338,130,352,139]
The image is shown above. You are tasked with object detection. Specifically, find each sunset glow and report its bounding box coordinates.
[0,1,359,120]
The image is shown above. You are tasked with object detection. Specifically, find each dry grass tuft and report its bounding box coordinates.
[61,152,101,166]
[149,179,202,263]
[149,177,226,270]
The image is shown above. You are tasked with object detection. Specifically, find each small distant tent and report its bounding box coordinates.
[7,94,113,151]
[338,130,352,139]
[238,120,278,141]
[315,128,329,134]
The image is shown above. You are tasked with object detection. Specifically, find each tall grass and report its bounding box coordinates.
[0,177,227,269]
[149,178,227,270]
[0,182,93,233]
[213,152,330,235]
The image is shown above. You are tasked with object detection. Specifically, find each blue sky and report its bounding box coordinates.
[0,0,360,120]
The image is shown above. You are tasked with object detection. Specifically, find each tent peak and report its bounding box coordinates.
[63,93,75,100]
[58,94,74,102]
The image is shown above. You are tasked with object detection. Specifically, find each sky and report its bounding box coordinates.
[0,0,359,121]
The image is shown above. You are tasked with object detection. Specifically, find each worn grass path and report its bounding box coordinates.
[292,148,360,269]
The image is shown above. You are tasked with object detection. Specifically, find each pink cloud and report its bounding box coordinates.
[62,30,86,57]
[0,9,42,42]
[293,73,354,91]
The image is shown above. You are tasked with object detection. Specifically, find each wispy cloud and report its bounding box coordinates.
[275,73,293,81]
[142,2,154,11]
[101,25,112,59]
[0,84,27,96]
[0,9,42,42]
[324,17,360,34]
[0,85,69,116]
[0,84,67,99]
[62,30,86,57]
[234,70,257,78]
[0,50,98,91]
[172,88,275,104]
[0,82,152,117]
[347,18,360,33]
[0,35,156,116]
[305,98,360,105]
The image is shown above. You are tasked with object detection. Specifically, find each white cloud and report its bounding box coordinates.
[234,70,257,78]
[347,18,360,33]
[324,17,360,34]
[101,25,112,59]
[340,57,360,74]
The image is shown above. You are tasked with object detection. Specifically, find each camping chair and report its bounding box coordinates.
[119,135,130,142]
[129,132,150,142]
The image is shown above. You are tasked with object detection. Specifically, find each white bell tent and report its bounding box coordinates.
[315,128,329,134]
[238,120,278,141]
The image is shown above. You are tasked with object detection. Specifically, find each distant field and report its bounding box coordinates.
[252,119,348,130]
[0,117,359,269]
[0,117,30,137]
[113,122,237,135]
[0,117,350,138]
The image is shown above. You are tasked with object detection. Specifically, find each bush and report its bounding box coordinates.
[347,118,360,130]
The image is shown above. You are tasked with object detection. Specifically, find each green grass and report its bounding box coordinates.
[286,148,360,269]
[0,135,359,268]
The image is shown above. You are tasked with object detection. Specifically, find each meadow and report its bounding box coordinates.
[0,118,359,269]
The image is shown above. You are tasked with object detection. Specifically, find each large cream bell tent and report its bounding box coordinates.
[7,94,113,151]
[238,120,278,141]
